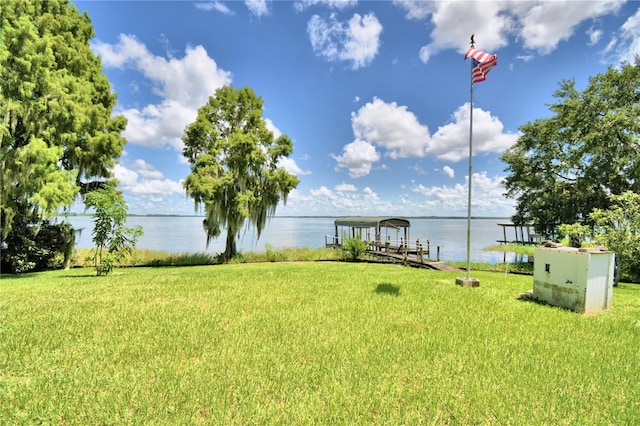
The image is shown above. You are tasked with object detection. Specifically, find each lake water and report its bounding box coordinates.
[68,216,519,263]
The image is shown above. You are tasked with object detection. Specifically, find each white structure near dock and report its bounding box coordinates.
[533,246,615,314]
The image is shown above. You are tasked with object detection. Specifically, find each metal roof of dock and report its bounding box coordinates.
[334,216,410,229]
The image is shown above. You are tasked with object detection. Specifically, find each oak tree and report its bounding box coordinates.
[502,58,640,237]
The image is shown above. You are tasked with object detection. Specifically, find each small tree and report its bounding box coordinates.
[590,191,640,284]
[84,188,142,276]
[341,236,370,261]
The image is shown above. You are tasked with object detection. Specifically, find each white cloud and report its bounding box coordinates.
[610,7,640,64]
[414,2,513,62]
[112,163,139,190]
[310,186,335,199]
[343,13,383,68]
[470,173,515,212]
[132,159,164,180]
[157,33,177,59]
[603,36,618,56]
[264,118,310,176]
[412,172,514,215]
[442,165,455,178]
[128,81,140,93]
[294,0,357,12]
[393,0,433,20]
[362,187,379,199]
[113,161,184,196]
[428,103,519,162]
[277,157,312,176]
[264,118,282,139]
[517,1,622,54]
[195,0,272,17]
[351,97,430,159]
[335,183,357,192]
[245,0,270,17]
[279,170,515,217]
[92,34,146,68]
[118,101,195,150]
[395,1,624,62]
[516,54,535,62]
[411,164,426,175]
[291,185,389,215]
[92,34,232,150]
[332,140,380,178]
[194,1,234,15]
[586,26,603,46]
[335,99,517,176]
[307,12,383,69]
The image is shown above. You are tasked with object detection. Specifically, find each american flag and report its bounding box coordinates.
[464,47,497,84]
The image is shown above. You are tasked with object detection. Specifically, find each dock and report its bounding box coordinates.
[368,248,461,271]
[325,216,461,272]
[496,223,540,245]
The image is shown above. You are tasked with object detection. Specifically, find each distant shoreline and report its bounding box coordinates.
[66,213,511,220]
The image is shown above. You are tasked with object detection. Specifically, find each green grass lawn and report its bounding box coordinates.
[2,262,639,424]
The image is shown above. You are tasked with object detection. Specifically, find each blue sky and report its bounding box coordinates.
[74,0,640,217]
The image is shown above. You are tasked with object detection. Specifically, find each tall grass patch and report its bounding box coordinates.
[71,246,340,268]
[2,263,639,424]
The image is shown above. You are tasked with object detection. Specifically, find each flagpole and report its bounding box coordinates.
[466,47,474,281]
[456,34,480,288]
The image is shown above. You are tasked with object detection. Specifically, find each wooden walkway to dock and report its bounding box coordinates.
[327,239,461,271]
[367,247,462,271]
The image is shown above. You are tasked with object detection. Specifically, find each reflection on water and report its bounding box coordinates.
[69,216,517,263]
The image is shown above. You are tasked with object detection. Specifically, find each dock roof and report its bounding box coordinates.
[334,216,410,229]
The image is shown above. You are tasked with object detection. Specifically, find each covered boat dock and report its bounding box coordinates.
[326,216,411,250]
[325,216,459,271]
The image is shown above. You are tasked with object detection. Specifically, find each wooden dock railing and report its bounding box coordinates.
[325,235,441,263]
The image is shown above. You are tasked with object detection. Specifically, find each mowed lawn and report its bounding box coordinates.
[1,262,639,424]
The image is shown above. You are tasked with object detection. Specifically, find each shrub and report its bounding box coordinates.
[558,222,592,248]
[590,191,640,284]
[0,212,75,274]
[341,236,370,261]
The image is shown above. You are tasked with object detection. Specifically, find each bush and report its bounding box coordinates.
[590,191,640,284]
[341,236,370,261]
[1,210,75,274]
[557,222,591,248]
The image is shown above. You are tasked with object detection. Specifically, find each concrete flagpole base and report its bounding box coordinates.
[456,277,480,288]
